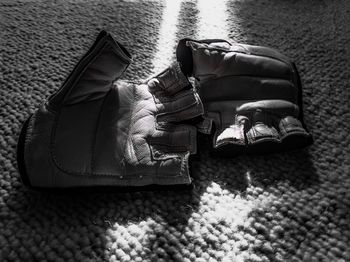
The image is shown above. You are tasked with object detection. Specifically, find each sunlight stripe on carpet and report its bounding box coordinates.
[197,0,230,39]
[151,0,183,73]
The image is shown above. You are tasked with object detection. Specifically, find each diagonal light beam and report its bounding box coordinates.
[197,0,230,39]
[151,0,183,74]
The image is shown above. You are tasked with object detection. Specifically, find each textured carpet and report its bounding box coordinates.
[1,0,350,261]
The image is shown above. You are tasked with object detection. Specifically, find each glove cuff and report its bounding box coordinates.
[48,30,132,109]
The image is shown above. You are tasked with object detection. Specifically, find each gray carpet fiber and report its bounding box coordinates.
[1,0,350,261]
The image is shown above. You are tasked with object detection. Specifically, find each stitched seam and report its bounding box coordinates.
[154,89,195,103]
[156,91,203,121]
[123,84,139,163]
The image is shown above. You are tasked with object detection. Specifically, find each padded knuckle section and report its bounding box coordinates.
[213,99,311,149]
[216,126,245,148]
[241,100,301,144]
[279,116,309,137]
[247,123,280,144]
[244,109,279,144]
[177,38,312,154]
[215,115,248,147]
[240,101,310,146]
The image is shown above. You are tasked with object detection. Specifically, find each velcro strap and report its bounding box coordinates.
[148,63,190,95]
[149,124,197,159]
[154,89,204,122]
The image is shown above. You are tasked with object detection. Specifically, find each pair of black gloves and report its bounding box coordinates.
[17,31,313,189]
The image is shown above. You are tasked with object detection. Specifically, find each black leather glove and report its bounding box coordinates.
[177,39,313,155]
[17,31,203,189]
